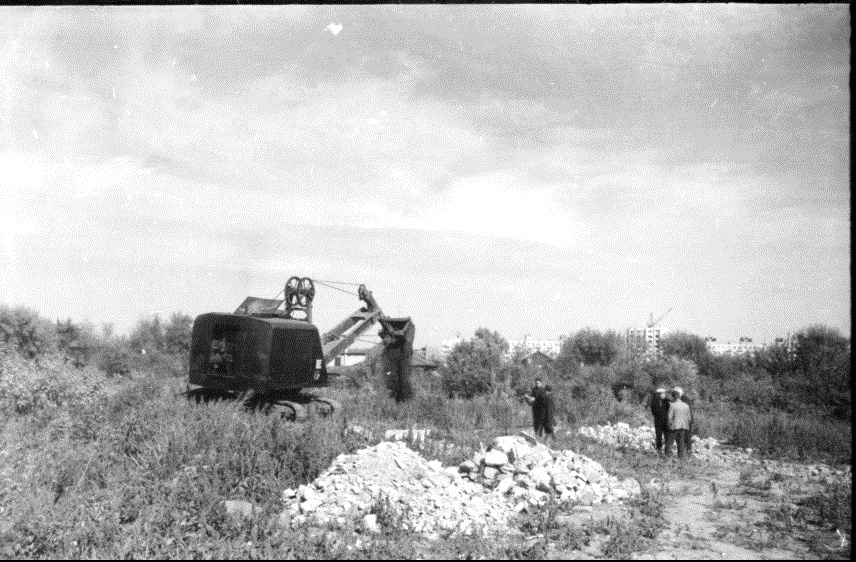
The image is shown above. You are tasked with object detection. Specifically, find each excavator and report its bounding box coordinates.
[187,276,415,420]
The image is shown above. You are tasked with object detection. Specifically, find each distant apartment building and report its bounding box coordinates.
[705,334,797,357]
[507,336,565,358]
[626,325,669,356]
[705,337,764,356]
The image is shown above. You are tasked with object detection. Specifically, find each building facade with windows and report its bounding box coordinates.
[507,336,565,358]
[626,326,669,356]
[705,337,765,356]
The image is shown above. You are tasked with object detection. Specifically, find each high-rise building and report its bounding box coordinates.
[627,325,668,356]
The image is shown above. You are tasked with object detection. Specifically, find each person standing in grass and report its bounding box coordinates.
[524,377,548,438]
[543,384,556,440]
[650,387,671,455]
[666,386,692,459]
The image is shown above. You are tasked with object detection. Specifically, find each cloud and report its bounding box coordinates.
[0,6,849,341]
[356,170,581,248]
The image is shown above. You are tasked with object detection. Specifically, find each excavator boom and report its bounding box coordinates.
[321,285,383,362]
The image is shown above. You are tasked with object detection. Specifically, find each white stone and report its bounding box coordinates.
[529,466,551,490]
[300,498,322,513]
[363,513,381,534]
[483,450,509,467]
[490,436,530,462]
[496,478,515,495]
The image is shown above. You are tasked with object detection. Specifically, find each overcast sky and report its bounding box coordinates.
[0,5,850,346]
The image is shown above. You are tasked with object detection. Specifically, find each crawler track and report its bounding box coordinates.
[183,387,341,422]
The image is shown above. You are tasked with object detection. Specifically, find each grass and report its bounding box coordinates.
[587,488,666,559]
[1,348,851,559]
[763,482,853,560]
[0,372,361,559]
[691,400,852,464]
[728,408,852,464]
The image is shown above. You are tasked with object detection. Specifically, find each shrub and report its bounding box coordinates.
[95,341,132,377]
[440,340,497,398]
[557,327,624,368]
[552,383,647,427]
[55,318,99,368]
[0,352,106,416]
[0,306,58,362]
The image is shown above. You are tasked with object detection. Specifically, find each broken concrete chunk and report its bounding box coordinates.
[484,449,509,467]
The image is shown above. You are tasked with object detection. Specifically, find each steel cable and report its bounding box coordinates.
[313,279,363,287]
[314,280,360,297]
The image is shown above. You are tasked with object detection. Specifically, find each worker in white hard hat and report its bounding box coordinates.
[666,387,692,459]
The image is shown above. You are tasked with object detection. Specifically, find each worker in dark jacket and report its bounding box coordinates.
[525,378,548,437]
[543,384,556,440]
[650,387,670,454]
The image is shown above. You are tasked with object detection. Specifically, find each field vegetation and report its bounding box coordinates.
[0,304,850,558]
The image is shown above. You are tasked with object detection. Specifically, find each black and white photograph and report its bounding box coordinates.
[0,4,850,559]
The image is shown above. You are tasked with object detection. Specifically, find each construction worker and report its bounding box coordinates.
[524,377,548,438]
[665,387,692,459]
[543,384,557,440]
[650,387,670,454]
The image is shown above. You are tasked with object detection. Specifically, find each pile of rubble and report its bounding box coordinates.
[280,434,641,539]
[281,440,515,539]
[458,435,641,506]
[577,423,720,459]
[577,423,851,485]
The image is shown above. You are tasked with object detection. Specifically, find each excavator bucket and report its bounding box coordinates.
[377,317,415,402]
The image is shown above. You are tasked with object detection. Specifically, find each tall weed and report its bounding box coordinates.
[728,408,851,463]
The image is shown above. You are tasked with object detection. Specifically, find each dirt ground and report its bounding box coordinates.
[637,463,847,560]
[639,467,803,560]
[528,455,850,560]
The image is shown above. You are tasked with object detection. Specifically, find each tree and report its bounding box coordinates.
[756,325,851,420]
[440,328,509,399]
[128,314,166,354]
[793,325,849,379]
[163,312,194,356]
[659,331,715,378]
[576,328,623,366]
[473,328,509,356]
[609,353,699,403]
[556,328,622,374]
[55,317,98,367]
[792,325,851,420]
[0,305,58,361]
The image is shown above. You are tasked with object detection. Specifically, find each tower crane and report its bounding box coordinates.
[647,308,672,328]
